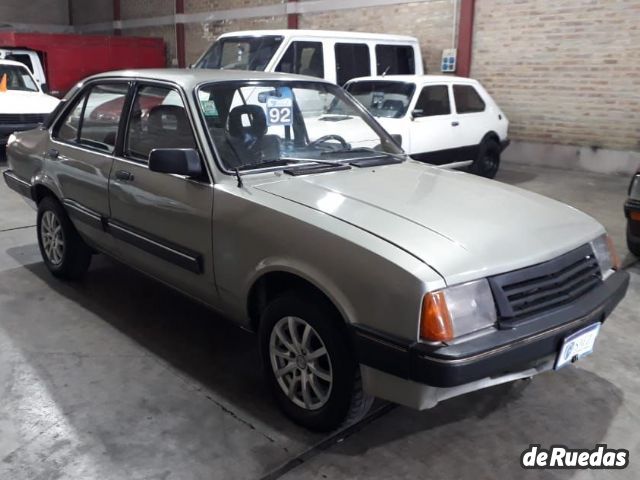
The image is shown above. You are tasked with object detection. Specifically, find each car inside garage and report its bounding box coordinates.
[0,1,638,479]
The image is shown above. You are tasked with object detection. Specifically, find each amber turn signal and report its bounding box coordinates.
[630,211,640,222]
[420,291,454,342]
[606,235,621,270]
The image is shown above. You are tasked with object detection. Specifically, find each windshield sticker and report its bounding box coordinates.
[266,87,293,127]
[200,100,218,117]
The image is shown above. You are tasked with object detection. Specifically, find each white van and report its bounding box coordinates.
[0,48,47,92]
[194,30,423,85]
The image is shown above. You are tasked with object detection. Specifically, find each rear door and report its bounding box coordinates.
[450,83,489,160]
[49,80,130,249]
[107,81,216,304]
[408,83,455,163]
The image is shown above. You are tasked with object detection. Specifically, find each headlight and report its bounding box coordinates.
[590,234,620,276]
[420,279,497,342]
[629,175,640,200]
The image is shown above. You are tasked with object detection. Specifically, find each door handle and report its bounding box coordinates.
[115,170,134,182]
[45,148,59,159]
[451,121,460,127]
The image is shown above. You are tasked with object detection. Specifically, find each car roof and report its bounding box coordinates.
[83,68,334,89]
[346,74,480,84]
[218,29,419,42]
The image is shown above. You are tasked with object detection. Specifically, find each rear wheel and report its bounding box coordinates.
[470,138,501,179]
[627,222,640,257]
[259,291,373,431]
[37,196,92,280]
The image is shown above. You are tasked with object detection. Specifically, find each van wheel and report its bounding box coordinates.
[259,291,373,431]
[37,196,92,280]
[627,222,640,257]
[470,139,501,179]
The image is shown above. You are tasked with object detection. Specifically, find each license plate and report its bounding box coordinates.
[555,323,601,369]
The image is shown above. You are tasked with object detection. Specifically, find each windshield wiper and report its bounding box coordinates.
[320,146,407,161]
[233,157,342,187]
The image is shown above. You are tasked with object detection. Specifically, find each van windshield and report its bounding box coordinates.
[195,35,283,71]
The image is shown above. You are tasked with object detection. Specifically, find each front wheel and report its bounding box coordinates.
[259,292,373,431]
[470,139,501,179]
[37,196,92,280]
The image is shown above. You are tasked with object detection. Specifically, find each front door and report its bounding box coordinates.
[107,82,216,304]
[48,81,130,249]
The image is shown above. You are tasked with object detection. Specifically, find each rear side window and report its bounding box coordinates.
[414,85,451,117]
[375,45,415,75]
[125,85,197,162]
[54,83,129,154]
[276,41,324,78]
[453,85,486,113]
[335,43,370,86]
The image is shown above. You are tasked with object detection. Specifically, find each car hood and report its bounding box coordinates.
[253,161,604,285]
[0,91,59,114]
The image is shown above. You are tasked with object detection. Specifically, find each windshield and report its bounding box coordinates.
[196,80,404,172]
[195,36,283,71]
[345,81,415,118]
[0,64,38,92]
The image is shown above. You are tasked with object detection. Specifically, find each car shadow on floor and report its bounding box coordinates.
[17,254,323,446]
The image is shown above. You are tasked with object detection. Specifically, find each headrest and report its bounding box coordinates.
[148,105,191,135]
[227,105,267,139]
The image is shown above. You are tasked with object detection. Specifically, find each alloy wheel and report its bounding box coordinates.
[41,210,65,265]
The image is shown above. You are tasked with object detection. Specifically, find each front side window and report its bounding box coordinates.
[335,43,371,86]
[375,45,415,75]
[0,64,38,92]
[345,81,415,118]
[414,85,451,117]
[195,35,283,71]
[453,84,486,113]
[54,83,129,153]
[276,41,324,79]
[125,85,197,161]
[197,80,403,171]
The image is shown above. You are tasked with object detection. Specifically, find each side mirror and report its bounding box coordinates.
[149,148,203,177]
[411,109,425,119]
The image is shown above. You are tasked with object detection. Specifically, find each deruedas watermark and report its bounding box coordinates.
[521,444,629,469]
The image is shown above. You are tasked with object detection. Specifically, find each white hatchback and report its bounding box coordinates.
[345,75,510,178]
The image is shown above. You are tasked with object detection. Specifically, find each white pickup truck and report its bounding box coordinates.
[0,59,59,153]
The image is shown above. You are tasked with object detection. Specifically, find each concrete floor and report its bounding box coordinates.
[0,161,638,479]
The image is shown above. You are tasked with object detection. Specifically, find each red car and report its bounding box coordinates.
[625,169,640,256]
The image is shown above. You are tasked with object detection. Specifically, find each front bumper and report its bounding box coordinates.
[3,169,34,199]
[352,270,629,388]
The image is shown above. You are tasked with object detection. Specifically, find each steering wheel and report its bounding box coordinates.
[308,134,350,150]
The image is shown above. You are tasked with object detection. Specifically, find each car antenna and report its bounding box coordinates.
[234,168,244,188]
[382,66,390,77]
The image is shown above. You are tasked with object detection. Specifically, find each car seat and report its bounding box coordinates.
[223,105,280,168]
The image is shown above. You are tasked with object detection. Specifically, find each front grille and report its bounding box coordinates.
[0,113,47,124]
[489,244,601,323]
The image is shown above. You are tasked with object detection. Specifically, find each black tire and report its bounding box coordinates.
[37,196,92,280]
[627,222,640,257]
[259,291,373,432]
[470,138,501,179]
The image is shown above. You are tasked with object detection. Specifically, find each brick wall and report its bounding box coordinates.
[0,0,69,25]
[71,0,112,25]
[472,0,640,151]
[299,0,457,74]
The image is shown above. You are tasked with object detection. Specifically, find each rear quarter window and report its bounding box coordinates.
[453,84,486,114]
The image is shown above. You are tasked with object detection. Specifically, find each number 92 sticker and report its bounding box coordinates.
[266,94,293,127]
